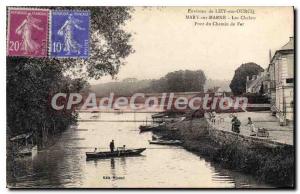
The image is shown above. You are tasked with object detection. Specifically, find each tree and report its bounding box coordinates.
[229,62,264,95]
[164,70,206,92]
[7,7,134,142]
[140,69,206,93]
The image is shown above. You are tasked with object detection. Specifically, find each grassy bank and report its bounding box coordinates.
[156,118,294,188]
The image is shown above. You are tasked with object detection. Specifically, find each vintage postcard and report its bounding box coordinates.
[6,6,295,189]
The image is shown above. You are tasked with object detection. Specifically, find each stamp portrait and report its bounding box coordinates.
[50,10,90,58]
[7,8,49,57]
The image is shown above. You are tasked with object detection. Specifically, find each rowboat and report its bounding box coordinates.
[139,125,159,132]
[86,148,146,159]
[152,134,163,140]
[10,132,38,157]
[18,145,38,157]
[139,123,166,132]
[149,140,183,145]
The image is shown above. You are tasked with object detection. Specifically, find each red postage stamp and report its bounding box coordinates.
[7,8,49,57]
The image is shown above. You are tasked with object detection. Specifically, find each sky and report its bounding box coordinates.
[90,7,294,84]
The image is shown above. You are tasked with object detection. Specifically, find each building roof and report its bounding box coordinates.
[280,37,294,50]
[247,75,264,92]
[270,37,294,64]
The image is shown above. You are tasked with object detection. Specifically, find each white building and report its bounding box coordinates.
[246,72,265,94]
[268,37,294,125]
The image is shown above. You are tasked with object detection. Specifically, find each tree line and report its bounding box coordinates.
[142,70,206,93]
[90,69,207,96]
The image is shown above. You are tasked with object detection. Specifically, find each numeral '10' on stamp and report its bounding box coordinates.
[50,10,90,58]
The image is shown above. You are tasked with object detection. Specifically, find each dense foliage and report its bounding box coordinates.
[7,7,134,145]
[149,70,206,93]
[90,69,207,96]
[229,62,264,95]
[7,58,87,144]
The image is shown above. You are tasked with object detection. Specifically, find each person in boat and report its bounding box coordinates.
[110,140,115,152]
[117,145,126,153]
[94,148,97,152]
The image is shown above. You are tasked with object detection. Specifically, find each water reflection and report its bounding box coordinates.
[111,158,115,169]
[7,112,270,188]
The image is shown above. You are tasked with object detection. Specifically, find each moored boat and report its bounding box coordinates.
[149,140,183,145]
[152,113,185,123]
[139,122,167,132]
[18,145,38,157]
[139,124,159,132]
[86,148,146,159]
[90,115,99,119]
[10,132,38,157]
[152,134,163,140]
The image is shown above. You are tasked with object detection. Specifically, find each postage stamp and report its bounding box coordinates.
[50,10,90,58]
[7,8,49,57]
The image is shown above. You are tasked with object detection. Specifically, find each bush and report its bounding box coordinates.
[209,142,294,187]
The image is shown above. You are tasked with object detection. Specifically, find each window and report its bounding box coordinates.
[286,78,294,84]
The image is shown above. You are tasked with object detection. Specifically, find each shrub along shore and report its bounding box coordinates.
[154,118,294,187]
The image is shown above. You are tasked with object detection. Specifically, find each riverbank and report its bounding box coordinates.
[154,117,294,188]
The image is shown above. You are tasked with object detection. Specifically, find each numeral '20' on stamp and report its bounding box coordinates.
[7,8,49,57]
[50,10,90,58]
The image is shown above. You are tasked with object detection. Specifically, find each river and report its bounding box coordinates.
[7,112,270,188]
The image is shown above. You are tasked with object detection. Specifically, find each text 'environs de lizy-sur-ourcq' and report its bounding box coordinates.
[186,8,256,27]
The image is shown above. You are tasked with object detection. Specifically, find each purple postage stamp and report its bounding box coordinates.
[50,10,90,58]
[7,8,49,57]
